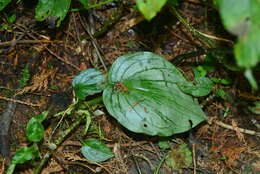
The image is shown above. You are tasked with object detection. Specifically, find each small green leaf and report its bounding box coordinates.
[35,0,71,27]
[103,52,207,136]
[72,68,106,100]
[81,138,114,162]
[165,143,192,169]
[26,112,48,142]
[136,0,167,20]
[0,0,11,11]
[210,78,231,85]
[11,145,39,164]
[215,89,228,100]
[178,77,213,97]
[7,13,16,23]
[158,140,171,150]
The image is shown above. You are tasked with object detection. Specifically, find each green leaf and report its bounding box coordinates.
[210,77,231,85]
[219,0,260,68]
[7,13,16,23]
[136,0,167,20]
[103,52,207,136]
[165,143,192,169]
[178,77,213,97]
[219,0,250,33]
[35,0,71,27]
[158,140,171,150]
[72,68,106,100]
[81,138,114,162]
[26,112,48,142]
[215,89,228,100]
[234,26,260,68]
[0,0,11,11]
[11,145,39,164]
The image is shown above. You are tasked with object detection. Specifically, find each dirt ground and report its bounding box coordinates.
[0,0,259,173]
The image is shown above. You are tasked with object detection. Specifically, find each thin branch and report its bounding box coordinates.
[0,40,62,47]
[214,120,260,137]
[0,96,41,107]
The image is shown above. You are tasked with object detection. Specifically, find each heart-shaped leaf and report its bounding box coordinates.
[103,52,207,136]
[26,111,48,142]
[72,68,106,100]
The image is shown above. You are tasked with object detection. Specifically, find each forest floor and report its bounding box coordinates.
[0,0,259,173]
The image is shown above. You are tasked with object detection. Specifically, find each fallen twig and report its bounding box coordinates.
[0,40,62,47]
[192,144,197,174]
[0,96,41,107]
[34,114,85,174]
[44,47,81,71]
[214,120,260,137]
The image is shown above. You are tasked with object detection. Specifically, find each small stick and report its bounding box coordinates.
[214,120,260,137]
[0,96,41,107]
[34,114,85,174]
[0,40,62,47]
[44,47,81,71]
[192,144,197,174]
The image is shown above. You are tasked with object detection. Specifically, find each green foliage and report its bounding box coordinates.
[81,138,114,162]
[136,0,167,20]
[215,89,228,100]
[72,68,107,100]
[18,64,30,88]
[11,144,39,164]
[165,143,192,169]
[178,77,213,97]
[158,140,171,150]
[6,144,40,174]
[73,52,207,136]
[7,13,16,23]
[7,112,47,173]
[103,52,207,136]
[219,0,260,89]
[0,0,11,10]
[219,0,260,68]
[35,0,71,27]
[26,111,48,142]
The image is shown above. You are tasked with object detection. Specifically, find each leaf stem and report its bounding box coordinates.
[34,114,85,174]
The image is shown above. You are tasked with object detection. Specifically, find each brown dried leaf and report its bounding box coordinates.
[63,152,87,162]
[231,120,246,143]
[221,146,246,167]
[16,68,57,95]
[42,159,64,174]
